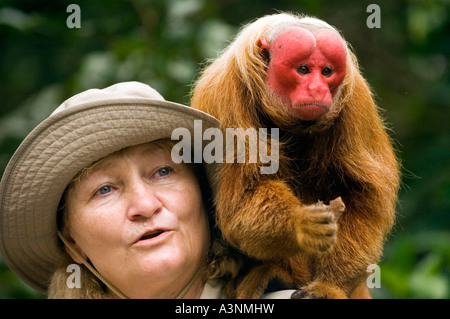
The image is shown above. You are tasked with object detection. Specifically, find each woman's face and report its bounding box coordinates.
[65,142,210,298]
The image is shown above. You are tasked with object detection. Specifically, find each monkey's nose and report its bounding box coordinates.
[308,83,329,101]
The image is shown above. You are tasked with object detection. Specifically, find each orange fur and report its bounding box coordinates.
[191,13,400,299]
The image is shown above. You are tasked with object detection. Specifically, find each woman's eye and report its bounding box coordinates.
[95,185,112,196]
[156,167,172,177]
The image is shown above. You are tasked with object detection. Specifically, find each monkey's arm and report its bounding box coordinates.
[291,183,397,299]
[214,162,342,260]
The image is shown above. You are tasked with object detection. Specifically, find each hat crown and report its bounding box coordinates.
[52,81,165,115]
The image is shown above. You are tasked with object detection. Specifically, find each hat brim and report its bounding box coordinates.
[0,97,219,294]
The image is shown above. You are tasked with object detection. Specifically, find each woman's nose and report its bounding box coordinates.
[126,181,162,221]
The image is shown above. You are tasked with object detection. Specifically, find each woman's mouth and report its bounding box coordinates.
[133,229,172,247]
[139,230,164,241]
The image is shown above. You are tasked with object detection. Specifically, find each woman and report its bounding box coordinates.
[0,81,241,298]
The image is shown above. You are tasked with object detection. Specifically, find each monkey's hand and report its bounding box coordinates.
[295,197,345,254]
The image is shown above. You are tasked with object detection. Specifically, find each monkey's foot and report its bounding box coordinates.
[291,282,347,299]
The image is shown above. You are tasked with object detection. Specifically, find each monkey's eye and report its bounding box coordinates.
[322,67,333,77]
[297,65,310,75]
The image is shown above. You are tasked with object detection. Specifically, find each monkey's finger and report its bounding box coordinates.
[329,197,345,210]
[303,222,338,237]
[304,210,335,225]
[301,202,330,215]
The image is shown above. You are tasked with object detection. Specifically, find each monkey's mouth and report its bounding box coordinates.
[291,103,329,121]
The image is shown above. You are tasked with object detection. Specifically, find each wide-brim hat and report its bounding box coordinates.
[0,81,220,295]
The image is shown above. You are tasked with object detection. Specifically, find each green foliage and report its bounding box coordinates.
[0,0,448,299]
[379,231,450,298]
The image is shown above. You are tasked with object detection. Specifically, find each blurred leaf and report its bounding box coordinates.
[381,231,450,298]
[409,253,449,299]
[407,0,448,45]
[0,7,37,31]
[197,19,237,58]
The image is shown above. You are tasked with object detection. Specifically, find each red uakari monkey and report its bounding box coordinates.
[191,13,400,299]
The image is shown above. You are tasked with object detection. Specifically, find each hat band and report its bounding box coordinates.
[57,231,128,299]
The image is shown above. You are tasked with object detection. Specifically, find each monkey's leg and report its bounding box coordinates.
[235,262,294,299]
[350,281,372,299]
[235,265,275,299]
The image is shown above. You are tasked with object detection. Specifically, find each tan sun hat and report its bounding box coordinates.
[0,81,220,295]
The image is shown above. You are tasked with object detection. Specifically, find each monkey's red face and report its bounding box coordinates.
[260,27,347,121]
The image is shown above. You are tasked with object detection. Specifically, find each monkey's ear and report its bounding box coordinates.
[257,37,270,50]
[257,37,271,62]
